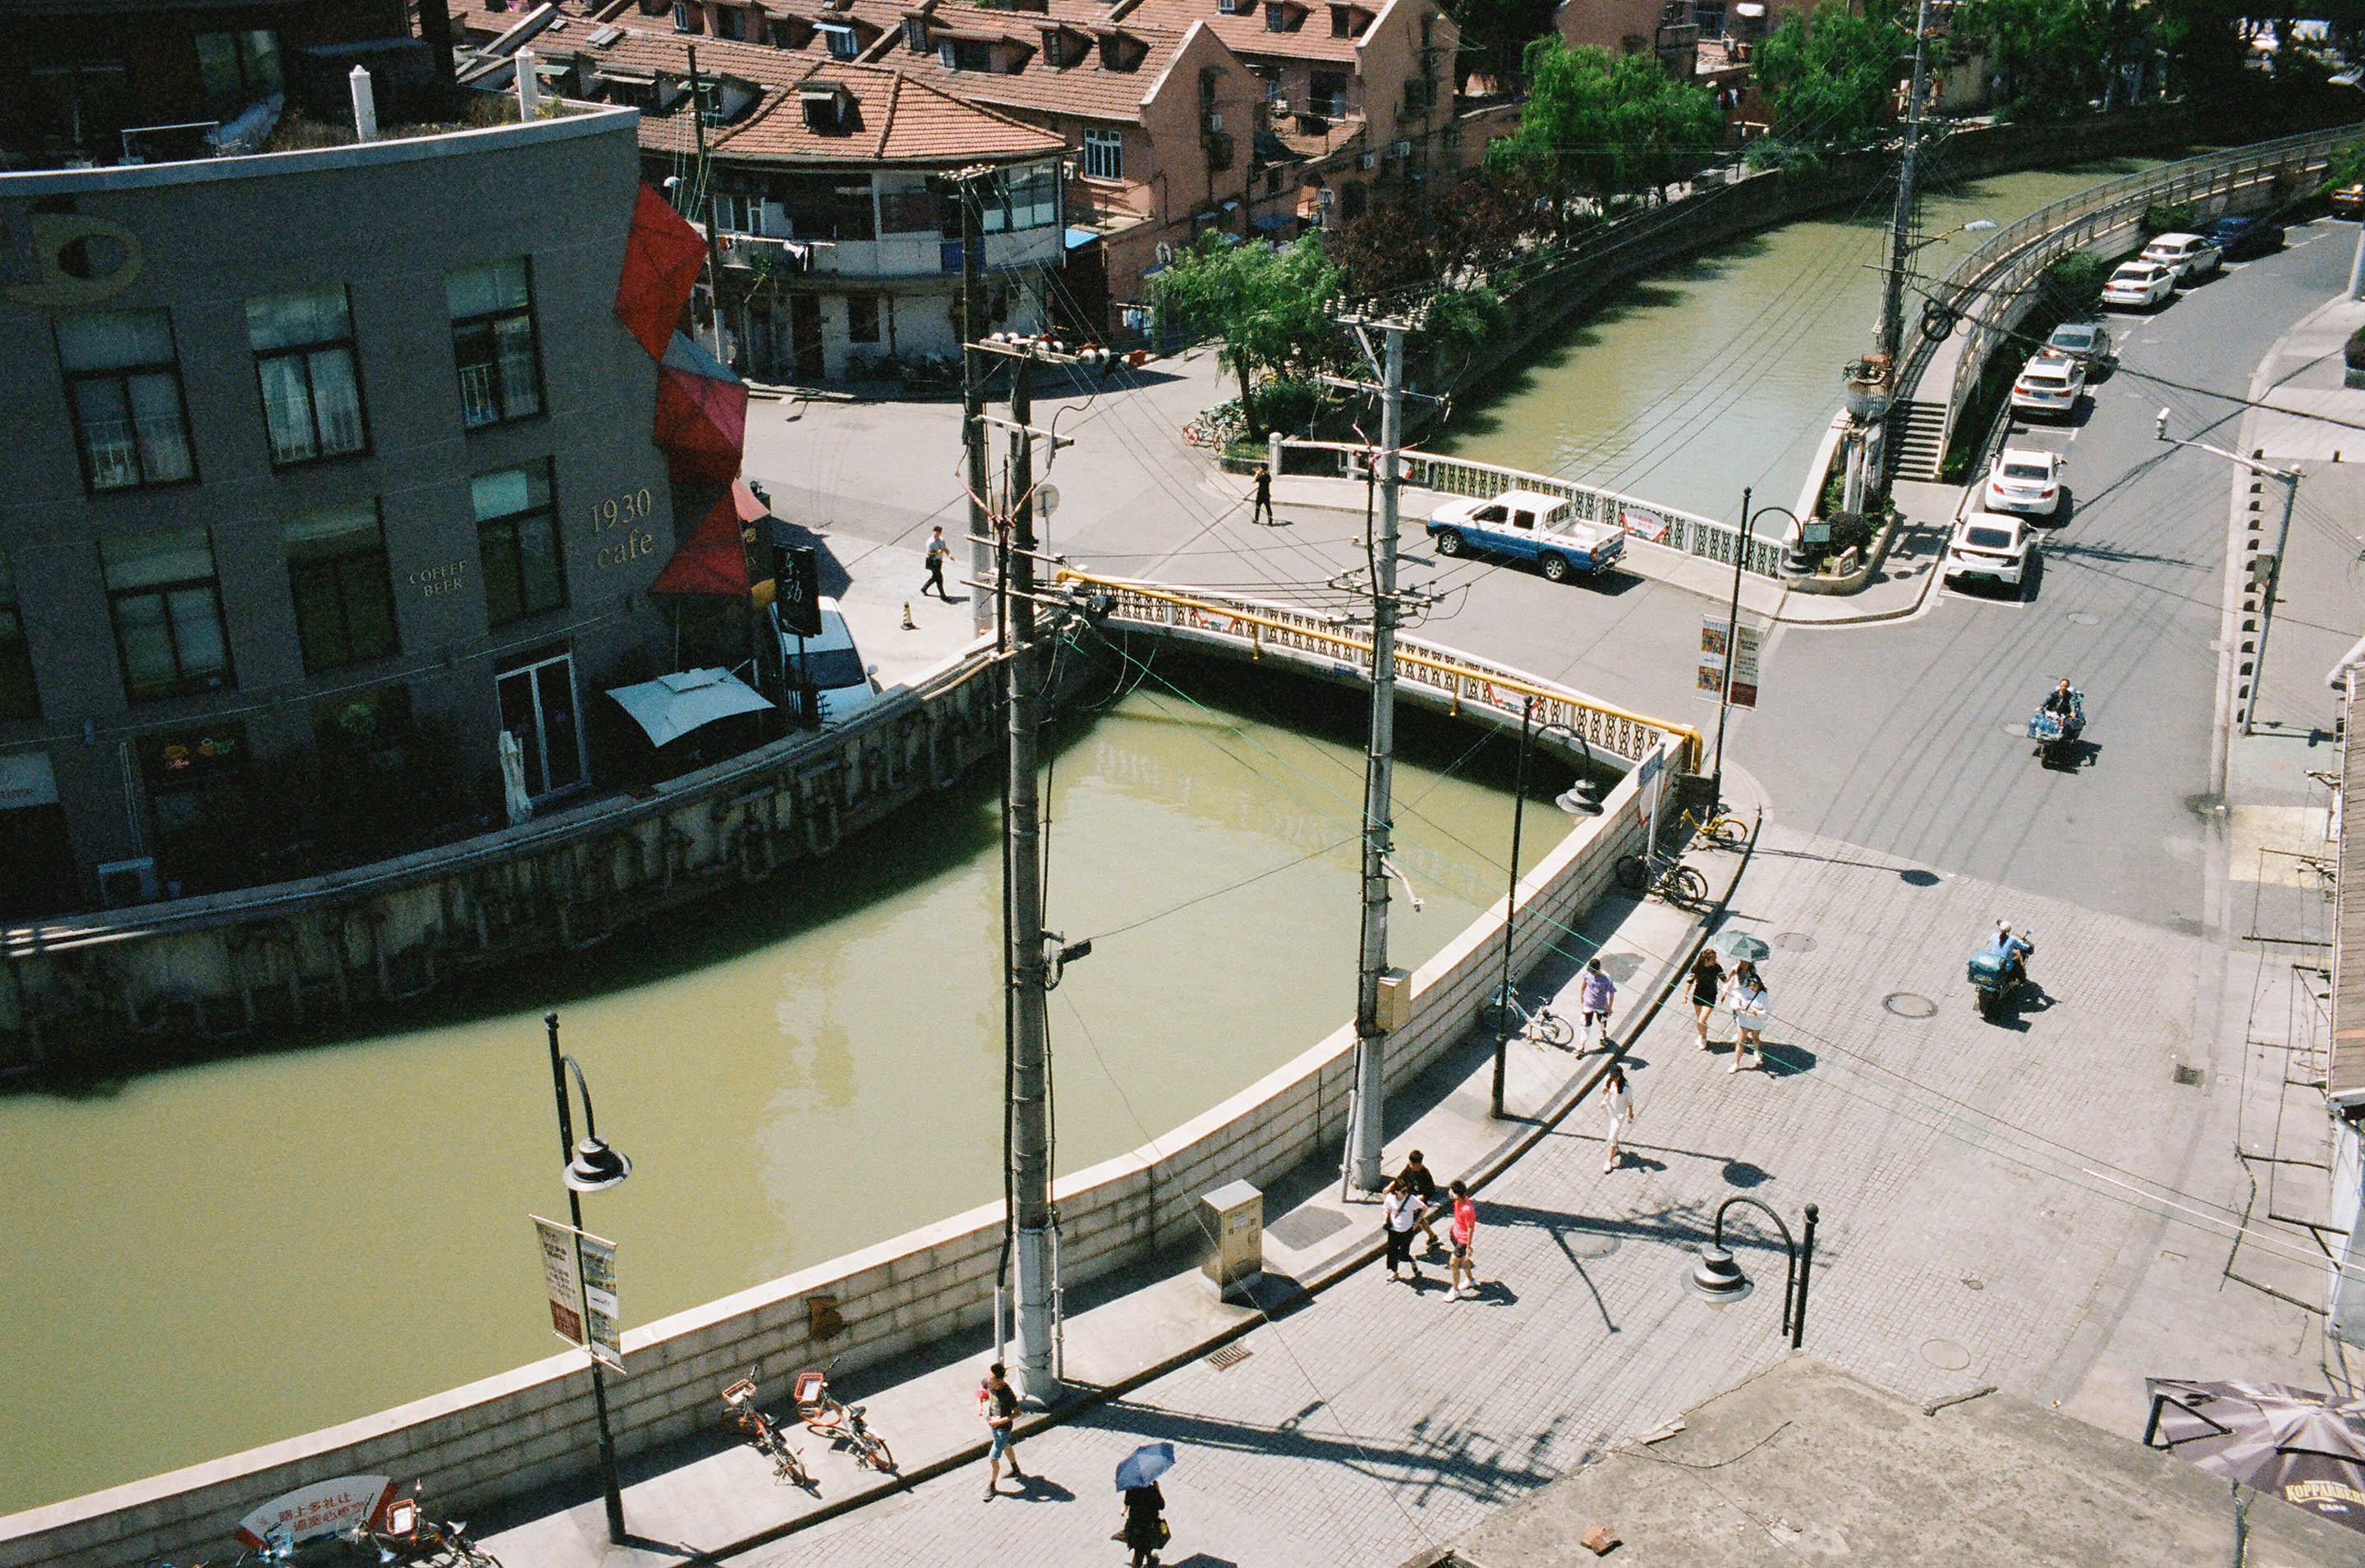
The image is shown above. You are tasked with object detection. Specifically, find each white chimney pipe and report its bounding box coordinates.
[349,65,379,142]
[516,48,540,117]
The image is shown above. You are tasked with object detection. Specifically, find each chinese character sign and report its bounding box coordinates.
[533,1215,624,1370]
[535,1214,586,1348]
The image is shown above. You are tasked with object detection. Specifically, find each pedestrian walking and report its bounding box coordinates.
[1398,1149,1442,1252]
[1250,464,1275,525]
[1446,1180,1479,1299]
[979,1361,1024,1496]
[1688,949,1724,1050]
[1578,957,1616,1048]
[1600,1063,1634,1173]
[1381,1177,1423,1283]
[1724,961,1770,1073]
[922,525,952,599]
[1121,1482,1169,1566]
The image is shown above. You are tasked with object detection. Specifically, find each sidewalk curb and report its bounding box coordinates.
[674,810,1761,1566]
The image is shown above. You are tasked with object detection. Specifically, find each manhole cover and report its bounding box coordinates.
[1266,1207,1350,1251]
[1561,1229,1622,1259]
[1205,1342,1254,1372]
[1884,992,1939,1019]
[2067,612,2100,626]
[1961,1276,1985,1292]
[1773,932,1816,952]
[1921,1339,1972,1371]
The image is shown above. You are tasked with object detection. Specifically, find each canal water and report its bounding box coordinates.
[1439,159,2165,520]
[0,655,1568,1514]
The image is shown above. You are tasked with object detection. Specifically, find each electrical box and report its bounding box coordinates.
[1200,1180,1264,1300]
[1376,967,1412,1032]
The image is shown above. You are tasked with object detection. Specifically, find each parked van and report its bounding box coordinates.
[774,596,881,726]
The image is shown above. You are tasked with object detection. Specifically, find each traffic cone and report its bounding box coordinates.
[902,601,916,630]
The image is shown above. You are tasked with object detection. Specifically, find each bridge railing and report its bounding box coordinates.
[1058,568,1700,769]
[1270,438,1787,578]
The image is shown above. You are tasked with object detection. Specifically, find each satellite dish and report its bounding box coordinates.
[1036,484,1060,518]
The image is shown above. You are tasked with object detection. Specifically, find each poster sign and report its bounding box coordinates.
[1619,506,1670,543]
[533,1215,624,1371]
[235,1475,395,1549]
[1697,618,1763,709]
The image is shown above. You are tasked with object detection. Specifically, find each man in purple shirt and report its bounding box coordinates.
[1579,958,1615,1048]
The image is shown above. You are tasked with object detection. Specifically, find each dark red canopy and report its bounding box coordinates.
[651,331,747,488]
[650,488,751,597]
[614,185,708,361]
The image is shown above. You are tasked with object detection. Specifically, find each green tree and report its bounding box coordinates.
[1752,1,1908,149]
[1151,234,1344,435]
[1488,40,1724,199]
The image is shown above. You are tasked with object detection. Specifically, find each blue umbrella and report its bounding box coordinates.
[1114,1442,1175,1492]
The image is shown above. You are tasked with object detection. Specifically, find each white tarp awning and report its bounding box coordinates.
[606,667,770,747]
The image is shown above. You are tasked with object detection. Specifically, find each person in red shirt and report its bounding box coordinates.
[1446,1181,1479,1300]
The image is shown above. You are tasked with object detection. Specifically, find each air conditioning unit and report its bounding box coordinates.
[1204,112,1224,133]
[1155,241,1175,264]
[1269,96,1289,114]
[1316,186,1334,206]
[1390,138,1411,158]
[97,856,161,909]
[1358,151,1376,169]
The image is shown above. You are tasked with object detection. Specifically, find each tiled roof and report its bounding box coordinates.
[881,2,1199,124]
[562,26,1064,162]
[1116,0,1364,63]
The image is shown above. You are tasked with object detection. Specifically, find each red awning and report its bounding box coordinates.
[651,332,748,488]
[732,477,770,523]
[614,185,709,361]
[650,488,751,597]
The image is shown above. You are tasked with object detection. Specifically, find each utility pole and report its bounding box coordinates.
[1880,0,1932,369]
[2157,413,2302,737]
[961,169,995,638]
[685,46,728,363]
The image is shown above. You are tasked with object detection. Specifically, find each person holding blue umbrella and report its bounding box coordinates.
[1114,1443,1173,1566]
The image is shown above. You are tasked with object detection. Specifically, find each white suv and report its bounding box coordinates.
[2009,352,2085,421]
[2139,232,2222,283]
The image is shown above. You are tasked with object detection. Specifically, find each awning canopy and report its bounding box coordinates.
[1064,226,1102,250]
[613,185,709,360]
[650,486,753,597]
[606,667,771,747]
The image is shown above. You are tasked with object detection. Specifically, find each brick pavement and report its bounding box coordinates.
[745,823,2309,1567]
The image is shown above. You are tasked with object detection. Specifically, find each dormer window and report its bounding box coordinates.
[673,1,697,31]
[1217,0,1244,12]
[1264,2,1302,30]
[800,82,855,131]
[715,6,745,39]
[818,21,857,56]
[903,15,928,49]
[940,37,992,69]
[1329,4,1367,36]
[1096,31,1144,68]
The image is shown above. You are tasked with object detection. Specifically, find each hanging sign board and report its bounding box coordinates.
[1697,618,1763,710]
[533,1215,625,1372]
[235,1475,396,1549]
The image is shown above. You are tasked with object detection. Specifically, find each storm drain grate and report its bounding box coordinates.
[1205,1342,1254,1372]
[1883,992,1939,1019]
[2174,1063,2204,1087]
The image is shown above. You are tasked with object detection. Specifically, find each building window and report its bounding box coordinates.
[940,38,992,70]
[821,22,858,57]
[194,29,280,114]
[246,285,367,466]
[1082,126,1123,181]
[498,649,584,797]
[847,293,880,343]
[101,527,232,701]
[1266,3,1288,30]
[0,549,37,719]
[672,2,696,30]
[1001,163,1059,229]
[55,309,195,493]
[474,461,566,627]
[284,500,397,672]
[714,5,745,38]
[447,259,544,429]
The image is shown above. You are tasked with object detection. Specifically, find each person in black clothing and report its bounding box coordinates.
[1123,1482,1167,1566]
[1688,949,1724,1050]
[1398,1149,1443,1254]
[1250,465,1275,526]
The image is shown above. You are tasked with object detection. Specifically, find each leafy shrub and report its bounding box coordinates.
[1743,137,1825,178]
[2039,252,2110,309]
[2347,324,2365,373]
[2141,202,2197,236]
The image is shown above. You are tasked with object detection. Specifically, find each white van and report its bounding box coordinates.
[774,596,881,726]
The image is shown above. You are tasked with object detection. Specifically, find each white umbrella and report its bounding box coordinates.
[606,667,773,748]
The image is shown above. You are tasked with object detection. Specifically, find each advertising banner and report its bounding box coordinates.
[533,1214,623,1371]
[578,1230,624,1372]
[235,1475,395,1549]
[534,1214,586,1348]
[1697,618,1763,709]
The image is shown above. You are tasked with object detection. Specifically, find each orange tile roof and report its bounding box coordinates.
[1117,0,1364,62]
[884,2,1200,123]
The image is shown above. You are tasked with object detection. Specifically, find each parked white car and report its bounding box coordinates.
[1982,447,2065,516]
[2009,351,2085,421]
[1944,511,2035,590]
[2101,261,2176,309]
[774,595,881,726]
[2139,231,2222,282]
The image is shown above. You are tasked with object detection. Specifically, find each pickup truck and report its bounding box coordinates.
[1426,488,1625,583]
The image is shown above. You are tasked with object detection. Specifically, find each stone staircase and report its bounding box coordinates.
[1888,399,1949,482]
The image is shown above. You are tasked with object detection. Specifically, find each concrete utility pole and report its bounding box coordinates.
[686,47,728,364]
[961,171,995,638]
[1350,323,1406,1193]
[1002,351,1058,1403]
[1880,0,1934,369]
[2156,412,2302,737]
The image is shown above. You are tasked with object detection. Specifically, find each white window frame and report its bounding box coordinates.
[1081,126,1123,181]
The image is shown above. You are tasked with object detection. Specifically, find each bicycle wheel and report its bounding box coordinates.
[862,1433,896,1471]
[778,1446,812,1488]
[803,1399,847,1437]
[1536,1010,1575,1048]
[1705,814,1748,850]
[1670,865,1710,905]
[1614,855,1649,893]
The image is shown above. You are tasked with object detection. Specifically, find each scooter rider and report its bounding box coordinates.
[1992,919,2034,986]
[2043,680,2079,728]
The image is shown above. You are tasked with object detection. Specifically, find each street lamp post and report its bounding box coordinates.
[1714,496,1798,804]
[545,1011,631,1545]
[1490,698,1602,1119]
[1679,1197,1819,1350]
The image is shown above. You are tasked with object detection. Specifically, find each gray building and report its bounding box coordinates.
[0,103,683,916]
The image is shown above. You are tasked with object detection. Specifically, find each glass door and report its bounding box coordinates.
[496,651,583,798]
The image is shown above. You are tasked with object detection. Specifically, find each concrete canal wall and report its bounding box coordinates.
[0,630,1668,1568]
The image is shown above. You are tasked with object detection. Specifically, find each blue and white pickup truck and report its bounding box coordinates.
[1425,489,1626,583]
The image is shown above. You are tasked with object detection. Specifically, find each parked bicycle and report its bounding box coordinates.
[344,1483,501,1568]
[1615,845,1709,906]
[721,1373,814,1488]
[794,1363,897,1473]
[1677,801,1749,851]
[1477,983,1575,1047]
